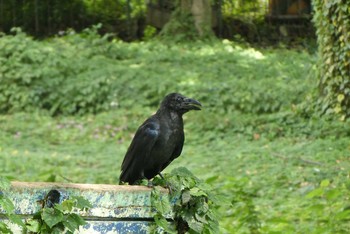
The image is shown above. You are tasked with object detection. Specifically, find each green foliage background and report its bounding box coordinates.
[0,29,350,233]
[313,0,350,118]
[0,28,311,115]
[0,0,144,39]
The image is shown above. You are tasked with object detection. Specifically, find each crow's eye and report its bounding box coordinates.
[175,97,182,102]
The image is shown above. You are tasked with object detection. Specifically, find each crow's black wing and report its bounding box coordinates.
[160,131,184,172]
[120,117,160,184]
[172,132,184,159]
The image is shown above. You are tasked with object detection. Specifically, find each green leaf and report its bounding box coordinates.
[190,187,207,197]
[309,204,325,213]
[334,209,350,220]
[62,213,86,232]
[182,189,191,204]
[325,188,342,200]
[205,176,218,184]
[0,222,13,234]
[195,213,208,224]
[171,167,196,178]
[25,219,41,232]
[8,214,25,227]
[320,179,330,187]
[306,188,324,198]
[0,222,12,234]
[42,208,64,228]
[151,187,172,214]
[0,177,11,190]
[70,196,92,210]
[188,216,204,233]
[198,202,209,214]
[51,227,64,234]
[0,195,15,214]
[55,200,74,213]
[154,214,175,234]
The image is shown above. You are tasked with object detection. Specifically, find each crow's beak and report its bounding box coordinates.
[183,98,202,111]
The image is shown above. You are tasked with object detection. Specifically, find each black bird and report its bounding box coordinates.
[119,93,201,185]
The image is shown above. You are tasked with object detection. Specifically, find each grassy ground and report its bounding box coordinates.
[1,35,349,233]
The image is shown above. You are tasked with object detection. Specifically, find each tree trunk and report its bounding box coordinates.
[188,0,212,37]
[313,0,350,118]
[161,0,214,39]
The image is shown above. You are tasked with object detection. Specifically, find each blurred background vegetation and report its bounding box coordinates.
[0,0,314,43]
[1,0,350,233]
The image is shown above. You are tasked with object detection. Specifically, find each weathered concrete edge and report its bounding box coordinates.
[1,182,172,219]
[10,181,162,192]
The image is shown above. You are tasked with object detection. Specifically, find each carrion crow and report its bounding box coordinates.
[119,93,201,185]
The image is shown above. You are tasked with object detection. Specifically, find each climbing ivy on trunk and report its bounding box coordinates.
[313,0,350,119]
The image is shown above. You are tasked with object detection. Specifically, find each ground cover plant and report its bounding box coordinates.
[1,30,350,233]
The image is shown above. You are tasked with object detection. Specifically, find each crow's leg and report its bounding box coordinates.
[147,180,153,188]
[158,172,165,180]
[158,173,172,194]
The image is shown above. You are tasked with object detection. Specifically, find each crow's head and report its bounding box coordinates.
[161,93,202,114]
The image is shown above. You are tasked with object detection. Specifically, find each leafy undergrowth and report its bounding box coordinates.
[151,167,220,234]
[1,31,350,233]
[0,28,313,115]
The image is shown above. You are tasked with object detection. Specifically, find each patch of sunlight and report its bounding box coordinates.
[129,63,143,68]
[180,79,197,86]
[196,46,216,56]
[222,39,235,53]
[222,39,231,45]
[65,155,72,160]
[222,39,265,59]
[179,73,199,86]
[239,48,265,60]
[43,46,55,53]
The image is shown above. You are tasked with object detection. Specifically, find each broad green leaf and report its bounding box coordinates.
[205,176,218,184]
[181,189,191,204]
[188,216,204,233]
[320,179,330,188]
[62,214,83,232]
[195,213,208,224]
[55,200,74,213]
[71,196,92,210]
[325,189,342,200]
[154,214,175,234]
[0,177,11,190]
[334,209,350,220]
[152,187,172,214]
[309,204,325,213]
[0,222,12,234]
[69,213,86,226]
[306,188,324,199]
[25,219,40,232]
[51,227,64,234]
[171,167,196,178]
[0,195,15,214]
[8,214,25,227]
[190,187,207,197]
[42,208,64,228]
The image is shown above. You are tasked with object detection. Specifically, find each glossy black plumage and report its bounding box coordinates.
[119,93,201,185]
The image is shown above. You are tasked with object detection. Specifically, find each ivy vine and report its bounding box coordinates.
[151,167,220,234]
[313,0,350,119]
